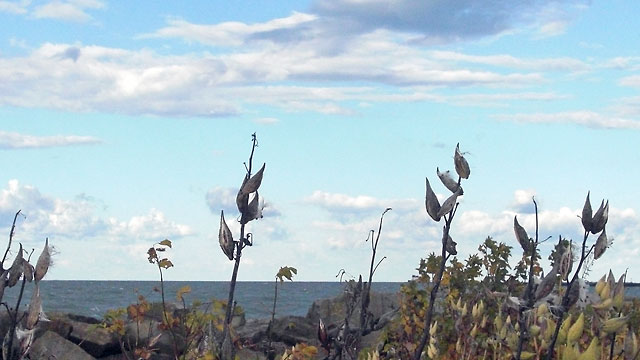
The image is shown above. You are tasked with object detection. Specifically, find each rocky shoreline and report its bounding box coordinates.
[1,291,399,359]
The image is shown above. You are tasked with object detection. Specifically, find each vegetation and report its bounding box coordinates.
[5,135,639,360]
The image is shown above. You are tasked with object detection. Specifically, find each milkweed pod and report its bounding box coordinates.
[602,315,628,334]
[7,244,24,288]
[494,315,503,332]
[218,211,235,261]
[537,303,549,317]
[34,238,50,282]
[567,313,584,344]
[425,177,441,222]
[562,344,579,360]
[454,143,470,179]
[591,298,612,311]
[544,318,556,340]
[429,320,438,336]
[318,318,329,350]
[599,282,611,300]
[241,191,262,224]
[437,167,460,193]
[26,285,41,329]
[22,260,33,283]
[593,229,608,260]
[478,300,485,317]
[514,216,531,253]
[558,314,572,344]
[613,273,626,310]
[581,192,593,232]
[521,351,535,360]
[461,302,468,317]
[530,325,541,337]
[595,274,606,296]
[427,342,438,359]
[535,266,557,301]
[591,200,609,234]
[566,280,581,308]
[472,303,478,318]
[578,337,599,360]
[560,244,573,281]
[236,187,249,214]
[241,163,265,195]
[481,315,487,328]
[470,324,478,337]
[437,187,462,218]
[446,234,457,255]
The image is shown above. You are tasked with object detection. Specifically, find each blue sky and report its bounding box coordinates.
[0,0,639,282]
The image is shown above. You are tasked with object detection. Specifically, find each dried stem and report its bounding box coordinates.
[545,229,593,359]
[413,199,459,360]
[515,198,539,360]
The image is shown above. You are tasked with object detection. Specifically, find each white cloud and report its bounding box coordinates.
[429,50,589,73]
[537,20,569,37]
[0,0,30,14]
[253,117,279,125]
[33,0,104,23]
[0,180,192,242]
[0,131,101,149]
[619,75,640,87]
[495,111,640,130]
[306,190,416,215]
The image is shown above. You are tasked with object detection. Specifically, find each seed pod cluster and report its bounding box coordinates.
[581,192,609,235]
[425,143,470,223]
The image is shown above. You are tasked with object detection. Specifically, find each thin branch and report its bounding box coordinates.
[2,210,21,269]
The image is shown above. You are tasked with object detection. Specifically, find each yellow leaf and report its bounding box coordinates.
[176,285,191,301]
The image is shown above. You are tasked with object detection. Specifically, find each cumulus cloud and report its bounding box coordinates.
[0,131,101,149]
[306,190,417,216]
[0,180,192,242]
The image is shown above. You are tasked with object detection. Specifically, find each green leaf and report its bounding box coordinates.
[276,266,297,282]
[159,239,172,248]
[158,259,173,269]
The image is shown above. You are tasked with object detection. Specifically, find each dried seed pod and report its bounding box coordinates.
[236,187,249,214]
[445,234,457,255]
[591,200,609,234]
[535,265,557,301]
[613,273,626,310]
[22,260,33,283]
[240,163,265,195]
[0,271,6,301]
[26,285,41,329]
[7,244,24,288]
[425,177,441,222]
[624,330,638,360]
[240,192,262,224]
[559,244,573,281]
[437,187,462,218]
[34,238,50,283]
[218,211,235,261]
[437,167,460,193]
[593,229,608,260]
[318,318,330,351]
[565,280,581,308]
[581,192,593,233]
[454,143,470,179]
[513,216,531,253]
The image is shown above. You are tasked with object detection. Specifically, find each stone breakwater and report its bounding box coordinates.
[0,292,399,359]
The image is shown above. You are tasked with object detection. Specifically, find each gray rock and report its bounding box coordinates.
[306,291,398,328]
[269,316,316,347]
[124,319,185,356]
[68,318,120,357]
[29,330,96,360]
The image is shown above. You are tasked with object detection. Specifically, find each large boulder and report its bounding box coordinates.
[29,330,96,360]
[306,291,398,329]
[269,316,316,347]
[68,318,120,357]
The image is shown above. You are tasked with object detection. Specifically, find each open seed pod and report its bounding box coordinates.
[34,238,50,283]
[445,233,457,255]
[454,143,470,179]
[437,167,460,193]
[7,244,24,288]
[535,265,557,301]
[593,229,608,260]
[218,211,235,261]
[26,285,42,329]
[437,187,462,218]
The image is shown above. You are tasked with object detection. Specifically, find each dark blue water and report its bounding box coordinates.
[3,281,638,321]
[1,281,404,320]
